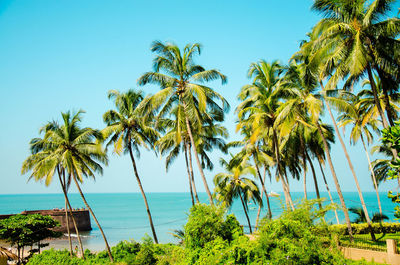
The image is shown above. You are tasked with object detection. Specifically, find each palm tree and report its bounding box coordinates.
[22,128,84,258]
[138,41,229,205]
[213,158,262,234]
[156,106,228,205]
[349,207,389,224]
[228,131,274,219]
[276,59,354,238]
[311,0,400,129]
[102,89,159,243]
[22,111,113,261]
[306,124,341,224]
[336,91,383,214]
[236,60,295,210]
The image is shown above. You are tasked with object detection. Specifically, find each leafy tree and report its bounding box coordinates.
[0,214,61,262]
[102,89,159,243]
[183,204,243,249]
[138,41,229,205]
[381,122,400,219]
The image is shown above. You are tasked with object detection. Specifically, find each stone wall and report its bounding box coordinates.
[0,209,92,232]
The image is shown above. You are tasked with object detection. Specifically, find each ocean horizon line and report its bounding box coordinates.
[0,190,389,196]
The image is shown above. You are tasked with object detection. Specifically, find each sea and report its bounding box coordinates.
[0,192,397,251]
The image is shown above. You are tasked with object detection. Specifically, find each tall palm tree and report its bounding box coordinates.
[276,59,354,238]
[156,106,228,205]
[336,91,383,214]
[22,129,84,258]
[306,123,341,224]
[236,60,295,210]
[213,158,262,234]
[312,0,400,129]
[22,111,113,261]
[138,41,229,205]
[102,89,159,243]
[228,131,274,219]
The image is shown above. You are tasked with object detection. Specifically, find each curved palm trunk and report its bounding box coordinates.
[184,143,195,206]
[361,135,383,214]
[324,98,375,241]
[254,159,272,219]
[303,153,308,200]
[366,65,390,128]
[71,174,113,261]
[188,143,200,203]
[61,172,73,257]
[239,192,252,234]
[316,121,353,239]
[283,171,295,210]
[376,68,396,127]
[272,129,294,210]
[184,115,214,205]
[65,200,73,256]
[305,152,322,210]
[318,160,340,224]
[256,166,268,228]
[58,174,84,258]
[128,146,159,243]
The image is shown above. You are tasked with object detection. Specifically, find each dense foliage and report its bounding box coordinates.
[26,203,384,265]
[183,203,243,249]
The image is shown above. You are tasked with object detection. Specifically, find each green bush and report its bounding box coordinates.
[183,203,243,249]
[253,201,345,264]
[330,222,400,235]
[27,202,386,265]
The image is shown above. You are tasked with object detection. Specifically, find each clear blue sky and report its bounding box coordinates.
[0,0,397,195]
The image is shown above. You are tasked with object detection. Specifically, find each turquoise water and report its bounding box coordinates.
[0,192,396,250]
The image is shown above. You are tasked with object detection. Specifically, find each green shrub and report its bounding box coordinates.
[26,249,85,265]
[330,222,400,235]
[183,203,243,249]
[254,201,346,265]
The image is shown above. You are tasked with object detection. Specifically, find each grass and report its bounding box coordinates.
[339,233,400,252]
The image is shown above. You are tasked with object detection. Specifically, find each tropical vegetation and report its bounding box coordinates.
[17,0,400,263]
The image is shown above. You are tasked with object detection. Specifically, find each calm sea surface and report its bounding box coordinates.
[0,192,396,250]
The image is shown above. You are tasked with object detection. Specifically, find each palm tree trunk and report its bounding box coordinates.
[184,115,214,205]
[128,145,159,244]
[303,153,308,200]
[366,65,389,128]
[316,121,353,239]
[256,166,268,228]
[239,192,252,234]
[283,171,295,210]
[254,159,272,219]
[376,67,395,127]
[272,129,294,210]
[361,135,383,214]
[184,142,195,206]
[305,152,322,209]
[65,200,73,256]
[324,98,376,241]
[61,171,73,257]
[58,174,84,258]
[188,143,200,203]
[71,173,114,262]
[317,160,340,224]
